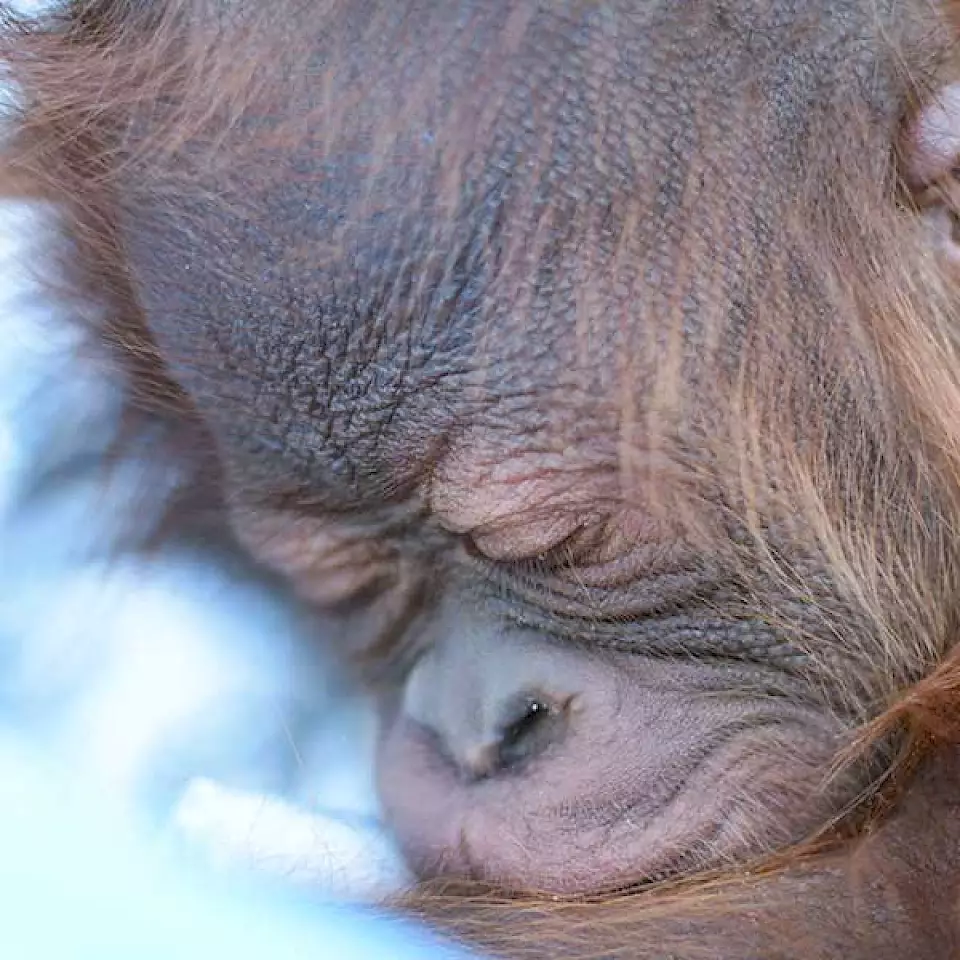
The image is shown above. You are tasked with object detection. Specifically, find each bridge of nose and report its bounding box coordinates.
[401,617,506,766]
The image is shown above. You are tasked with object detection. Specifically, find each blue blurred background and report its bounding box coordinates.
[0,50,480,959]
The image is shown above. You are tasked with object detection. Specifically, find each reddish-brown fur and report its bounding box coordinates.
[8,0,960,955]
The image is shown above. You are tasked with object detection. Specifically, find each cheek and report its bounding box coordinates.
[375,658,848,894]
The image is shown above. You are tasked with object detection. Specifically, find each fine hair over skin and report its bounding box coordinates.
[8,0,960,956]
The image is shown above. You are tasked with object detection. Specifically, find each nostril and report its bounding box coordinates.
[408,688,571,783]
[494,692,569,773]
[399,631,579,783]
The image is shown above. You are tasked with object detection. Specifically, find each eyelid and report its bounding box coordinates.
[459,513,599,564]
[463,522,652,592]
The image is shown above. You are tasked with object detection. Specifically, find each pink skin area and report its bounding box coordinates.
[376,628,846,894]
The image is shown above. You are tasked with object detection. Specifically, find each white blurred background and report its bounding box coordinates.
[0,5,473,956]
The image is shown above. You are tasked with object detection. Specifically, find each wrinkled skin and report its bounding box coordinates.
[12,0,960,955]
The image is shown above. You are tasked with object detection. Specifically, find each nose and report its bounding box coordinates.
[401,626,576,781]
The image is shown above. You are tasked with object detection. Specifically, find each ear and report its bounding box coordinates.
[902,82,960,264]
[903,83,960,186]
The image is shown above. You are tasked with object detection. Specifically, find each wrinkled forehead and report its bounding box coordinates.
[123,0,941,505]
